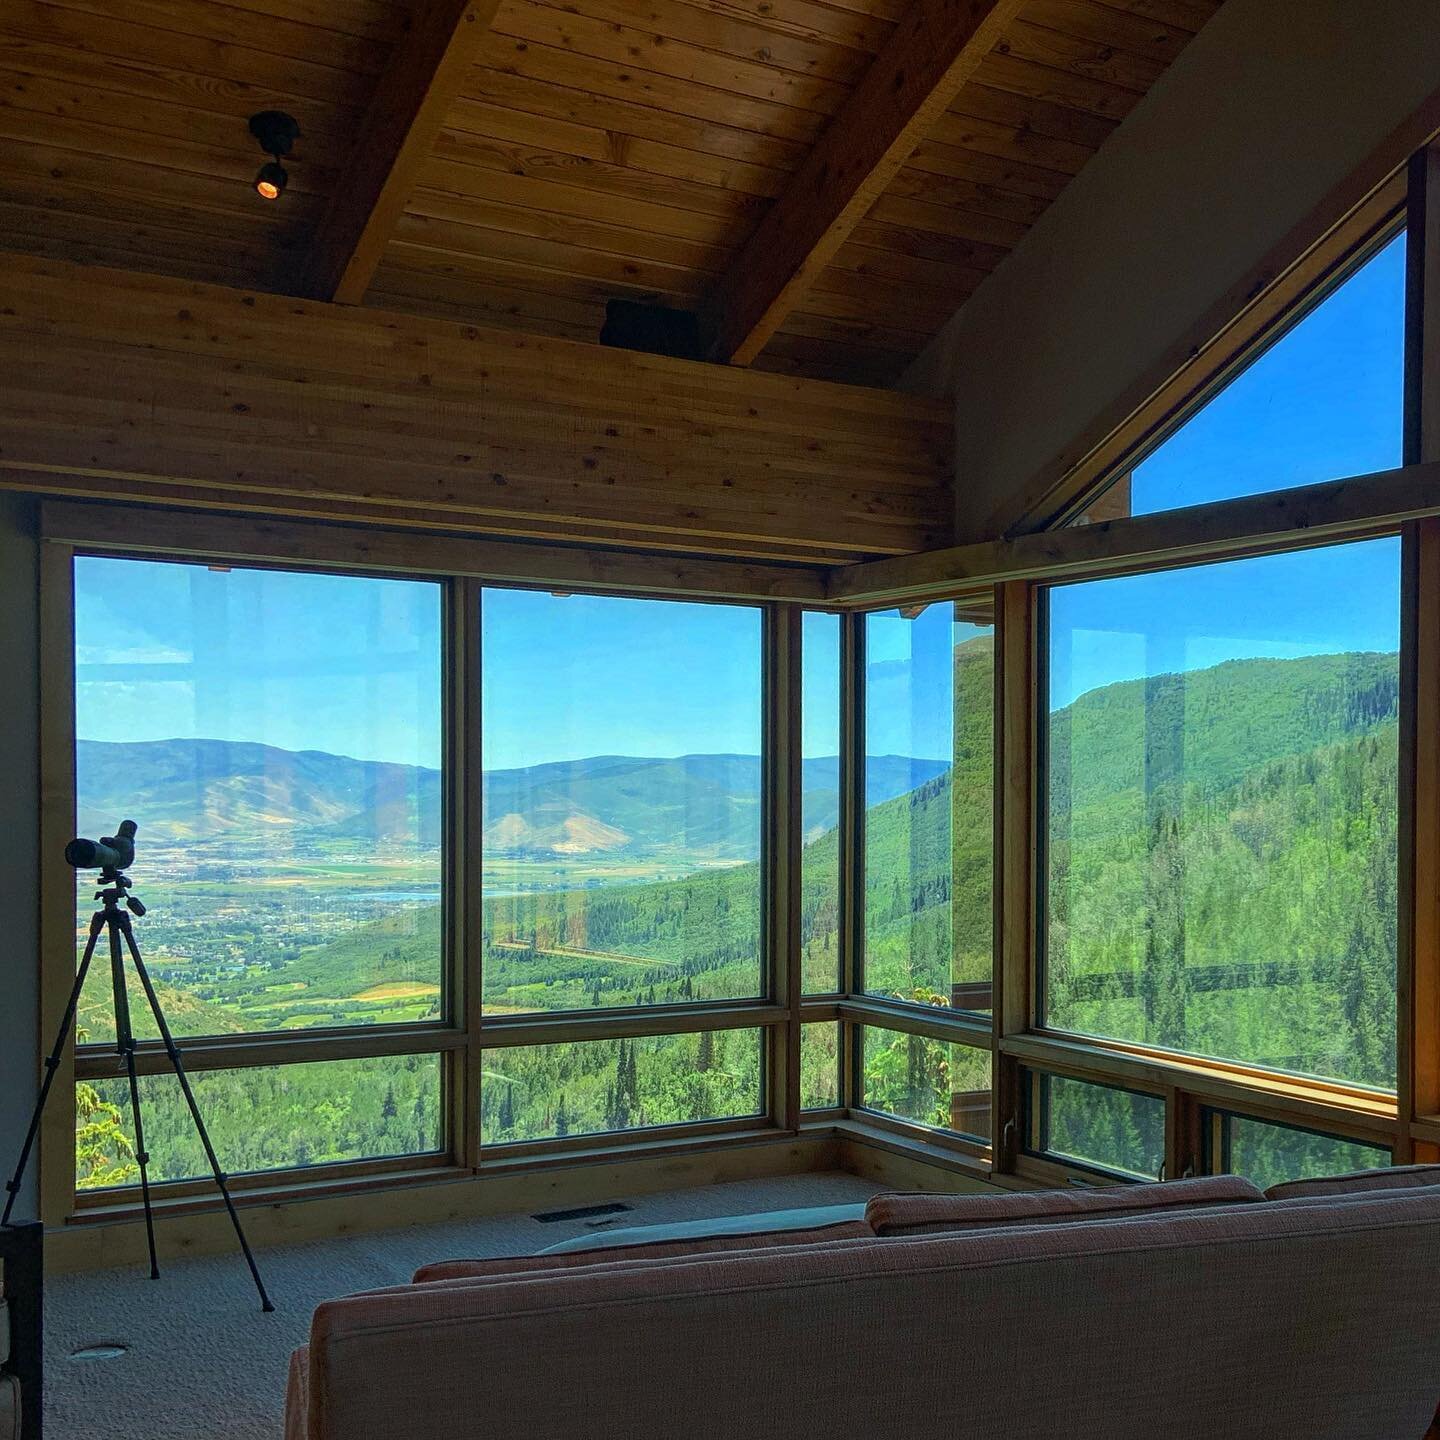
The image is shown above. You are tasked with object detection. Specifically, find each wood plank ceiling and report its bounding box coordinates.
[0,0,1223,387]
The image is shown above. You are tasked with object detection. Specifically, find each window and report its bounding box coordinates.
[801,1021,840,1109]
[802,612,841,994]
[79,1055,443,1190]
[480,590,763,1013]
[1099,232,1406,519]
[480,1029,763,1144]
[73,558,445,1042]
[71,557,447,1193]
[1204,1110,1391,1191]
[1024,1072,1164,1181]
[1044,539,1401,1091]
[859,1026,991,1140]
[863,603,993,1012]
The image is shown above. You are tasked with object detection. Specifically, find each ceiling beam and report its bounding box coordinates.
[299,0,499,304]
[699,0,1025,366]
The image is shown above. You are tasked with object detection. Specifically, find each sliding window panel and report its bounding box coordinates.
[863,605,994,1013]
[801,612,842,993]
[1204,1110,1392,1190]
[1043,540,1401,1091]
[80,1054,443,1189]
[859,1026,991,1140]
[1085,232,1405,521]
[480,1029,764,1144]
[72,558,445,1045]
[1024,1071,1165,1181]
[480,590,764,1014]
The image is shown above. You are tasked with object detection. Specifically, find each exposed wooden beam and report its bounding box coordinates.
[700,0,1025,366]
[299,0,500,304]
[827,463,1440,605]
[0,255,952,566]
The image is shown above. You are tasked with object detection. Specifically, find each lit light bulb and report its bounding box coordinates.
[254,161,288,200]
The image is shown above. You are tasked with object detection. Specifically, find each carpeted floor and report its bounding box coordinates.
[45,1171,881,1440]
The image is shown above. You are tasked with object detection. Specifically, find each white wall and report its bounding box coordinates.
[0,495,40,1220]
[904,0,1440,542]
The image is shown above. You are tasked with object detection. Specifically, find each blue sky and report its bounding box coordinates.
[75,232,1407,767]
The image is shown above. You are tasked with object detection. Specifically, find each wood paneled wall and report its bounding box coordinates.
[0,256,952,564]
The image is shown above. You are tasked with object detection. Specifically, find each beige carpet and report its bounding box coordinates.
[46,1171,881,1440]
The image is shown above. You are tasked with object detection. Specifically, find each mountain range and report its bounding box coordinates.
[75,739,947,860]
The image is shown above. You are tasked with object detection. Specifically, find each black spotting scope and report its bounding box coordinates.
[65,820,138,871]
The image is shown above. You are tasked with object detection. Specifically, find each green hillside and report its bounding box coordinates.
[78,642,1403,1187]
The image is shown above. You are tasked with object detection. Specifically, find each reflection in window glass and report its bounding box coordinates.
[1210,1112,1390,1191]
[481,591,763,1013]
[481,1029,763,1143]
[80,1054,442,1189]
[864,604,993,1012]
[73,558,444,1047]
[1027,1072,1164,1180]
[802,612,842,993]
[1124,233,1405,517]
[801,1022,840,1109]
[1044,541,1400,1090]
[860,1027,990,1139]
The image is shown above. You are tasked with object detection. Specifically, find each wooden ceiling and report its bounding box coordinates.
[0,0,1223,387]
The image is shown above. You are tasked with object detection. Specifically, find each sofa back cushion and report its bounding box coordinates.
[1265,1163,1440,1201]
[413,1217,873,1284]
[866,1175,1263,1235]
[303,1188,1440,1440]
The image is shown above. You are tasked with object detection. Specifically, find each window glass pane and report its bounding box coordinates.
[1210,1111,1390,1191]
[1044,540,1400,1090]
[73,558,443,1044]
[481,591,763,1014]
[1114,234,1404,518]
[78,1054,442,1189]
[864,604,993,1012]
[802,612,841,993]
[801,1021,840,1109]
[481,1029,763,1143]
[859,1026,991,1139]
[1027,1072,1164,1180]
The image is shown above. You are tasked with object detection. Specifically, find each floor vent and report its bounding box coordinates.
[531,1202,633,1224]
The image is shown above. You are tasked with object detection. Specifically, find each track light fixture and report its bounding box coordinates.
[248,111,300,201]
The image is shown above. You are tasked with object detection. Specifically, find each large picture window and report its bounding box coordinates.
[480,590,764,1013]
[73,558,445,1044]
[862,603,993,1013]
[1044,540,1401,1091]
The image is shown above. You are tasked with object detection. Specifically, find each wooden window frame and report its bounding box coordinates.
[40,530,816,1225]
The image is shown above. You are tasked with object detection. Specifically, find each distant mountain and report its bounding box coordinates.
[76,739,946,860]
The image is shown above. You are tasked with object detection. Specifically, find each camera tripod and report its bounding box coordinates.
[2,863,274,1312]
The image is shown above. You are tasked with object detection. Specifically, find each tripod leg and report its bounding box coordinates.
[120,917,274,1312]
[120,1046,160,1279]
[3,914,103,1226]
[105,910,157,1284]
[108,912,160,1280]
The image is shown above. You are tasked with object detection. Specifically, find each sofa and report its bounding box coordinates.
[285,1170,1440,1440]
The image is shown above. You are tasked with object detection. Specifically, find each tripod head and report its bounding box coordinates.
[67,821,146,917]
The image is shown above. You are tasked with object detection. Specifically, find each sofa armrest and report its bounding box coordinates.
[284,1345,310,1440]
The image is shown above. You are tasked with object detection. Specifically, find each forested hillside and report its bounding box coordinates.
[76,643,1401,1186]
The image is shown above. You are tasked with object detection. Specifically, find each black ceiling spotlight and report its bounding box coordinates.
[248,110,300,200]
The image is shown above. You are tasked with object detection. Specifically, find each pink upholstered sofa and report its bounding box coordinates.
[285,1170,1440,1440]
